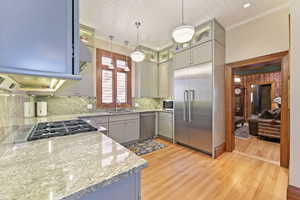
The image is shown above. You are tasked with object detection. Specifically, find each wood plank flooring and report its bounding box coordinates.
[141,139,288,200]
[235,136,280,164]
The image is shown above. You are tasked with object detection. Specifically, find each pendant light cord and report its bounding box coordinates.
[181,0,185,24]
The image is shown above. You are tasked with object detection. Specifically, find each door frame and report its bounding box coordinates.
[225,51,290,167]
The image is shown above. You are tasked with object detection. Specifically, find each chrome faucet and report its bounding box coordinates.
[116,99,121,112]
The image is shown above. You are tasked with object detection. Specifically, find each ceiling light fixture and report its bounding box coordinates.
[243,3,251,8]
[108,35,114,69]
[172,0,195,43]
[131,22,145,63]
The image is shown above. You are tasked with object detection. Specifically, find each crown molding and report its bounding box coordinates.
[226,2,290,31]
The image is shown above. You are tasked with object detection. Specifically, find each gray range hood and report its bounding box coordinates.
[0,41,92,94]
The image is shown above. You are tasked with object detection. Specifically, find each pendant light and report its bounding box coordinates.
[172,0,195,43]
[131,22,145,62]
[108,35,114,69]
[124,41,130,72]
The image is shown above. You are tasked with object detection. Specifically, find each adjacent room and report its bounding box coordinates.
[233,62,282,163]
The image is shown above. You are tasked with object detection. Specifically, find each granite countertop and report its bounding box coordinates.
[0,131,147,200]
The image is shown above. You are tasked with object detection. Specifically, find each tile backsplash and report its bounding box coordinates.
[0,91,33,128]
[35,96,164,116]
[133,98,162,110]
[35,96,97,116]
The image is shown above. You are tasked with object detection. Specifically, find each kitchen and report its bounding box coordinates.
[0,0,299,200]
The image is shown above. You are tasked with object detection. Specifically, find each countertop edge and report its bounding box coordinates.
[62,162,148,200]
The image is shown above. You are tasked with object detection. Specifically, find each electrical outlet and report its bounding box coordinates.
[87,104,93,110]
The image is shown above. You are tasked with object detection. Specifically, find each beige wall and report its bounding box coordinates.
[289,0,300,188]
[226,7,290,63]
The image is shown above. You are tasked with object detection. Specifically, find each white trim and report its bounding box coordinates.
[226,3,290,31]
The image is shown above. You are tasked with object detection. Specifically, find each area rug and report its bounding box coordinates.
[235,126,250,139]
[126,139,166,156]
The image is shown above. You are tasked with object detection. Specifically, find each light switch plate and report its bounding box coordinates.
[87,104,93,110]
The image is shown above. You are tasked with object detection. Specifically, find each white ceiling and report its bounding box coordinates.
[80,0,289,50]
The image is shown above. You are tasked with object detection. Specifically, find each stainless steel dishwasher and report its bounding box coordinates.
[140,112,156,140]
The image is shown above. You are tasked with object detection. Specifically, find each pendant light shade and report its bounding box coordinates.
[172,25,195,44]
[131,22,145,62]
[172,0,195,43]
[131,49,146,63]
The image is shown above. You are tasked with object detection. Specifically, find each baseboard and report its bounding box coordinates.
[214,143,225,158]
[288,185,300,200]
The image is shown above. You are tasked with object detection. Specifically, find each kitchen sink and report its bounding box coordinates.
[108,110,134,114]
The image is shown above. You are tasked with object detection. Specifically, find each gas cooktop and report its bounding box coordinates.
[27,119,97,141]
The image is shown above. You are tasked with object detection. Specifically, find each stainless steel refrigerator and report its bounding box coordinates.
[174,63,213,155]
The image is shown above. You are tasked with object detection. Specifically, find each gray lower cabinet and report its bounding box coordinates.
[80,172,141,200]
[109,114,140,144]
[158,112,173,140]
[109,119,139,144]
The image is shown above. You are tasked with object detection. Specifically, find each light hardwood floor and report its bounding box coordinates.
[141,139,288,200]
[235,136,280,164]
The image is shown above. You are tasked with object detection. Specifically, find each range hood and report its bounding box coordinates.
[0,41,92,94]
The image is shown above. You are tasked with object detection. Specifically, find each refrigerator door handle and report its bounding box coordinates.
[184,90,188,122]
[188,90,191,123]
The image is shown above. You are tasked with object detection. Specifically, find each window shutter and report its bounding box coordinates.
[117,72,127,103]
[102,70,113,103]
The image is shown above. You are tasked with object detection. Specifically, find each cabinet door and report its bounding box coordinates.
[0,0,79,79]
[109,119,139,144]
[158,62,170,98]
[56,62,95,97]
[191,42,212,65]
[125,119,140,142]
[109,122,125,143]
[173,49,190,69]
[135,61,158,97]
[159,113,173,139]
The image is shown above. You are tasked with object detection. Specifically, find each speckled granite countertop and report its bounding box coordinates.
[32,109,170,123]
[0,131,147,200]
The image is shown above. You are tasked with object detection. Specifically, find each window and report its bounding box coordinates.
[96,49,132,108]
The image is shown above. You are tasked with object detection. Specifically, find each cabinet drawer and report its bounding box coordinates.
[80,116,109,124]
[159,112,173,119]
[109,113,139,122]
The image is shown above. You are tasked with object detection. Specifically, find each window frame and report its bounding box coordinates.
[96,48,132,109]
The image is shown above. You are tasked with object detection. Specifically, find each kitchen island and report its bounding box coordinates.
[0,131,147,200]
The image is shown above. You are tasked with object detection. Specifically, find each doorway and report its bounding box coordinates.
[225,51,290,167]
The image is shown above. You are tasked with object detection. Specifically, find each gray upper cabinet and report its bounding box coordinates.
[0,0,80,80]
[158,61,171,98]
[56,62,95,97]
[212,20,226,47]
[172,49,190,70]
[135,61,158,98]
[191,41,212,65]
